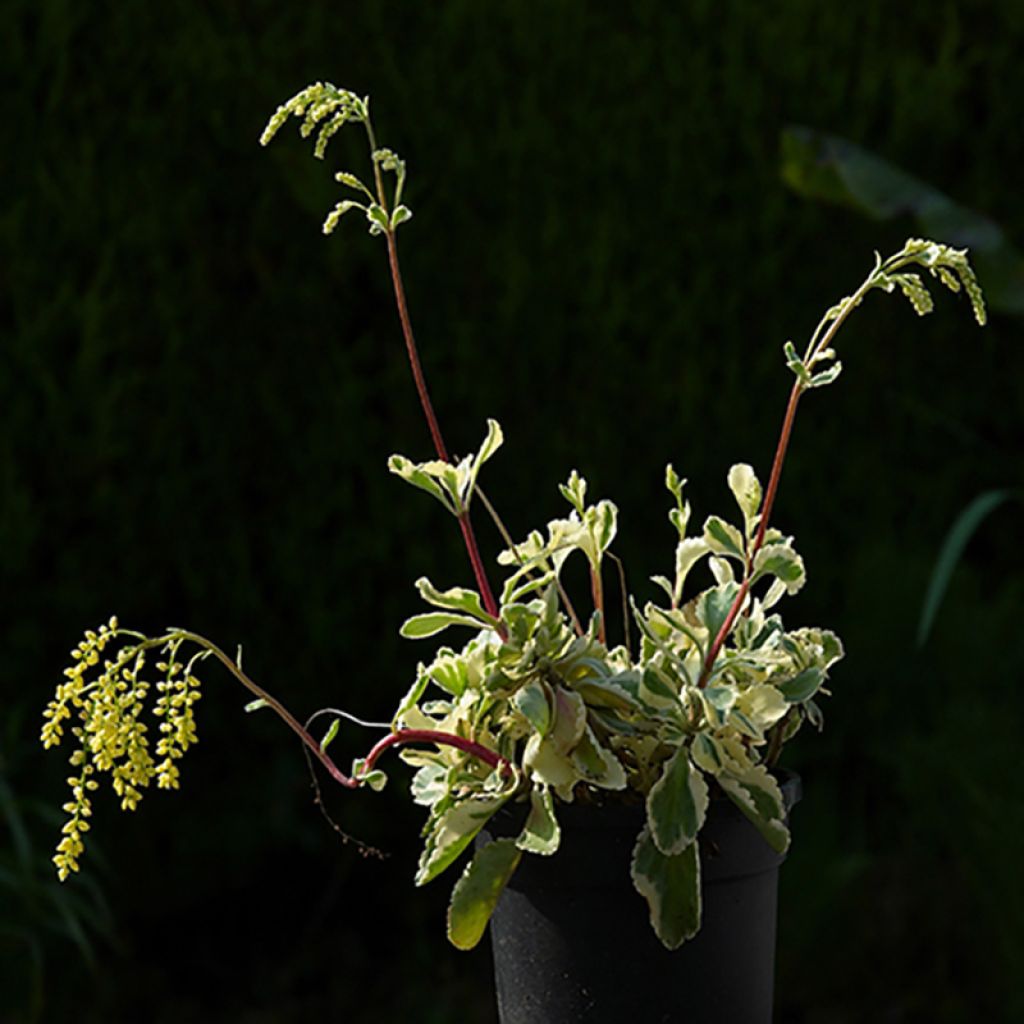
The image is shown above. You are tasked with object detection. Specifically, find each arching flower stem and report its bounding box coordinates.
[177,631,511,788]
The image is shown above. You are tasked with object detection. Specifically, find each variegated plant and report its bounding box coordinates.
[42,82,986,951]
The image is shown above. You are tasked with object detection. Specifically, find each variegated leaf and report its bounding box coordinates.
[465,419,504,503]
[424,648,470,698]
[411,762,449,807]
[646,747,709,855]
[727,464,763,531]
[516,785,561,855]
[523,732,580,800]
[416,796,508,886]
[753,543,806,594]
[631,826,701,950]
[777,666,824,703]
[447,839,522,950]
[512,679,552,737]
[572,724,627,791]
[387,454,457,514]
[718,764,790,854]
[690,732,726,775]
[702,684,737,727]
[735,684,788,730]
[700,583,741,642]
[392,668,431,727]
[559,470,587,514]
[414,577,496,624]
[400,611,489,639]
[703,516,746,560]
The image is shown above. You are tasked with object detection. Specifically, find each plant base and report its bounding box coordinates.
[479,773,801,1024]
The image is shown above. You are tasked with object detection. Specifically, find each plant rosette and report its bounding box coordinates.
[41,82,986,956]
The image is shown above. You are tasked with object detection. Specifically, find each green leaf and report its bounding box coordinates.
[466,419,504,503]
[718,765,790,854]
[361,769,388,792]
[559,470,587,514]
[573,676,643,713]
[631,826,701,950]
[391,204,413,229]
[701,684,735,726]
[690,733,725,775]
[319,719,340,752]
[809,361,843,388]
[646,747,709,855]
[805,698,825,731]
[703,516,745,559]
[665,464,684,502]
[727,707,764,741]
[516,786,561,855]
[322,199,363,235]
[335,170,371,194]
[423,649,469,698]
[917,489,1019,645]
[753,543,806,593]
[388,455,457,514]
[447,839,522,950]
[392,669,432,727]
[783,340,811,384]
[781,125,1022,315]
[414,577,495,624]
[366,203,390,236]
[572,725,627,790]
[416,797,508,886]
[701,583,740,642]
[244,698,269,713]
[400,612,488,639]
[777,667,824,703]
[638,665,680,708]
[512,680,552,737]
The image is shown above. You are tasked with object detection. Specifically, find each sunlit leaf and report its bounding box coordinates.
[447,839,522,950]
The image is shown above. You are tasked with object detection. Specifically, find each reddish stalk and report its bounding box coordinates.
[696,271,876,687]
[361,728,513,778]
[385,231,450,463]
[384,230,503,629]
[183,631,361,789]
[192,631,511,786]
[590,566,607,646]
[698,380,803,686]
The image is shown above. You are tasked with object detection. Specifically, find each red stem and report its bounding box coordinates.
[698,380,803,686]
[590,565,607,645]
[203,631,510,787]
[361,728,513,777]
[383,230,503,629]
[385,231,450,462]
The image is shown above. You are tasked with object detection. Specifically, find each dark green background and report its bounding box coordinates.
[2,3,1022,1021]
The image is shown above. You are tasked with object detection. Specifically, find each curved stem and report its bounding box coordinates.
[361,728,514,777]
[174,632,512,787]
[383,229,503,626]
[384,230,451,463]
[697,271,879,687]
[175,631,360,788]
[363,110,502,627]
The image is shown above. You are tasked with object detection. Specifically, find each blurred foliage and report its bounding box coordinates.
[781,125,1024,314]
[1,1,1022,1021]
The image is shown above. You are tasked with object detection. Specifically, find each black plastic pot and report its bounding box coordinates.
[478,773,801,1024]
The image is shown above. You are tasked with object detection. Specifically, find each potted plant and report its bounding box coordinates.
[40,82,986,1023]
